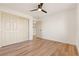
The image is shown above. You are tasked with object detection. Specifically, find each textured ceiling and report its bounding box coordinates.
[0,3,76,19]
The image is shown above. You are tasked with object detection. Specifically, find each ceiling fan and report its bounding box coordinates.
[30,3,47,13]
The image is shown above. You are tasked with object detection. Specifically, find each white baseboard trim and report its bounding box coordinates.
[40,36,76,45]
[0,46,2,47]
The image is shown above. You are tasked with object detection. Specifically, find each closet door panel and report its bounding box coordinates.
[1,12,28,46]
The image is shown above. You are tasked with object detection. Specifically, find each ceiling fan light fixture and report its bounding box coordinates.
[31,3,47,13]
[38,8,41,11]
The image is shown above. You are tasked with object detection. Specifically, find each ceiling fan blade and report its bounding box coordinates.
[40,3,43,7]
[30,9,38,11]
[38,3,43,8]
[41,9,47,13]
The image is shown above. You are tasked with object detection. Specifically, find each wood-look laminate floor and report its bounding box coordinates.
[0,38,78,56]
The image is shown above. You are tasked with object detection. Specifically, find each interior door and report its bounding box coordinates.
[0,12,29,46]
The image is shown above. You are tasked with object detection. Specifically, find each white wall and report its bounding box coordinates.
[0,12,2,47]
[28,19,33,40]
[0,12,29,47]
[41,8,76,44]
[77,4,79,54]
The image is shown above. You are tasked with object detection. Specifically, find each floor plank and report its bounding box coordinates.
[0,38,78,56]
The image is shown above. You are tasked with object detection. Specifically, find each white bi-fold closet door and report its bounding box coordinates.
[0,12,29,47]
